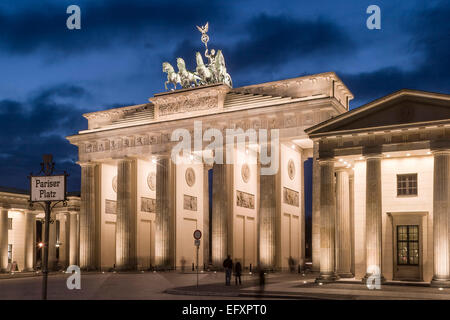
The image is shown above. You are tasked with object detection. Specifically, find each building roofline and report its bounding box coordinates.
[305,89,450,135]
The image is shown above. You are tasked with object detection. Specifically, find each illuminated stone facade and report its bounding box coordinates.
[307,90,450,284]
[67,72,352,271]
[0,188,80,272]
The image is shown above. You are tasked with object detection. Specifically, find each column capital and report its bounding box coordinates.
[77,161,97,168]
[431,140,450,152]
[362,146,383,158]
[318,158,335,165]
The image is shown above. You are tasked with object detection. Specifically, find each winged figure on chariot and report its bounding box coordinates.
[163,22,232,90]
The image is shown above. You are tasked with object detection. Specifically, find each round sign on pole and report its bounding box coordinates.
[193,229,202,240]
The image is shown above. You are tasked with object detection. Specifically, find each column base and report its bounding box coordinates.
[337,272,354,278]
[431,277,450,288]
[22,268,35,272]
[362,273,386,284]
[315,273,339,283]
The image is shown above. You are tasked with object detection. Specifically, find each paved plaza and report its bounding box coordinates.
[0,271,450,300]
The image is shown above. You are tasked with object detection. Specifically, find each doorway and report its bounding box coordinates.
[390,212,426,281]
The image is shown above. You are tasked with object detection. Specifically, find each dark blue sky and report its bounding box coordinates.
[0,0,448,192]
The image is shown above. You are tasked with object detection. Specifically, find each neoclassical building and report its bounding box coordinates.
[0,187,80,272]
[66,72,352,271]
[307,89,450,284]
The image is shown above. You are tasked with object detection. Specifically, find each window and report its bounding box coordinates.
[7,218,12,230]
[397,225,419,265]
[397,174,418,196]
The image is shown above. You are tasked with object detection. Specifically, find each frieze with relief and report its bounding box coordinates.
[147,172,156,191]
[183,194,197,211]
[112,176,117,193]
[158,95,219,117]
[283,187,299,207]
[141,197,156,213]
[185,168,196,187]
[241,164,250,183]
[236,190,255,209]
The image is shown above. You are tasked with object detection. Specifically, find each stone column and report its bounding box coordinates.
[300,151,306,269]
[312,142,321,271]
[0,208,9,272]
[48,213,57,270]
[23,211,36,271]
[335,170,352,277]
[349,174,355,276]
[156,156,174,268]
[116,158,137,270]
[316,159,338,282]
[365,153,384,280]
[431,150,450,286]
[259,171,276,269]
[79,162,98,270]
[211,163,231,267]
[69,212,79,266]
[203,165,212,266]
[58,213,69,268]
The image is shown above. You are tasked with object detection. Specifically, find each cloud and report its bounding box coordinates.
[226,14,354,72]
[168,13,355,80]
[0,84,108,191]
[341,1,450,107]
[0,0,230,55]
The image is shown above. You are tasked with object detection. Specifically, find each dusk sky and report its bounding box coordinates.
[0,0,448,192]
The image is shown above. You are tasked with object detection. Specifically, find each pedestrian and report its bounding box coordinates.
[223,255,233,285]
[258,268,266,294]
[234,261,242,285]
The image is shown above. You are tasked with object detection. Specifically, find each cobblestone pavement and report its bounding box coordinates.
[1,271,450,300]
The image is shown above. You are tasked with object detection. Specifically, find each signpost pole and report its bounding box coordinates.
[42,201,51,300]
[196,244,199,288]
[29,155,68,301]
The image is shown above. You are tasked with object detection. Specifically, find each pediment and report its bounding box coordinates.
[307,90,450,135]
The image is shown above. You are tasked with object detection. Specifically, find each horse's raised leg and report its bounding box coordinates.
[165,80,169,91]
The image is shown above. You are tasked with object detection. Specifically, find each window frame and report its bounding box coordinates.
[396,173,418,197]
[396,225,419,266]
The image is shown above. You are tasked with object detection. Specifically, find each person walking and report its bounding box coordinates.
[223,255,233,285]
[234,261,242,285]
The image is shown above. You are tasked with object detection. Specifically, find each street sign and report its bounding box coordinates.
[194,239,201,247]
[28,154,68,301]
[30,175,66,202]
[193,229,202,240]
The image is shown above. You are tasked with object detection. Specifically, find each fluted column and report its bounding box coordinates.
[79,162,98,270]
[365,154,384,279]
[259,172,276,268]
[211,163,231,266]
[58,213,69,268]
[0,208,9,272]
[431,150,450,286]
[349,174,355,276]
[312,143,321,271]
[48,213,57,270]
[335,170,352,277]
[116,158,137,270]
[23,211,36,271]
[203,165,212,266]
[156,156,174,268]
[69,212,79,266]
[316,159,338,282]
